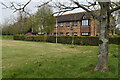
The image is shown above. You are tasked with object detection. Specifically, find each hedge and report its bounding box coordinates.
[13,35,119,46]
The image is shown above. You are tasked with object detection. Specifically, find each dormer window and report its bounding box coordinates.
[82,20,89,26]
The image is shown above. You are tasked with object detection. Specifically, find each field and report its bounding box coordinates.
[1,35,119,78]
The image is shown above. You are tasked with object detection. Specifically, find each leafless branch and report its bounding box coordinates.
[110,6,120,13]
[0,1,9,9]
[112,2,120,6]
[0,0,31,13]
[37,0,52,8]
[54,0,100,20]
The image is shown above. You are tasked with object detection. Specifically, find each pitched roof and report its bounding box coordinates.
[56,11,93,23]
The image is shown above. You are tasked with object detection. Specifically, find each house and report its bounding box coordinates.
[53,11,100,36]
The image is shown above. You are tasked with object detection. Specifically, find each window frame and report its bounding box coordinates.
[72,32,77,36]
[59,23,63,27]
[81,32,89,36]
[66,32,70,36]
[82,19,89,26]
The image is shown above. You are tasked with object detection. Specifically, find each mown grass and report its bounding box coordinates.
[2,39,119,78]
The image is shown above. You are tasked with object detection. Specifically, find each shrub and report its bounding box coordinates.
[13,35,119,46]
[109,37,119,45]
[14,35,26,40]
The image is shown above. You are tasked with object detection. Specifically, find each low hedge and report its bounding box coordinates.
[13,35,119,46]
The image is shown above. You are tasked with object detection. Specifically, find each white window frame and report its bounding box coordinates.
[66,32,70,36]
[82,20,89,26]
[81,33,89,36]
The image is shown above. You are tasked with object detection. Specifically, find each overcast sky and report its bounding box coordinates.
[0,0,119,25]
[0,0,93,24]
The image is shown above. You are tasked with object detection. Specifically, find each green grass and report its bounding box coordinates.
[2,39,119,78]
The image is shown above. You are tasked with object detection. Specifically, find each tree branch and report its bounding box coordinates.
[55,0,100,20]
[37,0,52,8]
[110,6,120,13]
[0,0,32,13]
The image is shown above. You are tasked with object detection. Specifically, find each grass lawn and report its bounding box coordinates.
[1,38,119,78]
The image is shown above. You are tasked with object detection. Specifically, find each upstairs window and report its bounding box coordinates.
[74,21,78,26]
[66,22,70,27]
[82,20,89,26]
[60,23,63,27]
[66,32,70,36]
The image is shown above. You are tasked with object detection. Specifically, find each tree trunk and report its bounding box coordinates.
[95,2,110,72]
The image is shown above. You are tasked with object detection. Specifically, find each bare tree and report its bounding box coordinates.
[53,0,120,72]
[0,0,32,34]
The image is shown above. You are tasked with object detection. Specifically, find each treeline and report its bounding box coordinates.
[1,5,55,35]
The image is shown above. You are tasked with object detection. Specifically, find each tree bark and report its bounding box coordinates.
[95,2,110,72]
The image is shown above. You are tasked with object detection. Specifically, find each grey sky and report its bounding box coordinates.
[0,0,90,24]
[0,0,119,24]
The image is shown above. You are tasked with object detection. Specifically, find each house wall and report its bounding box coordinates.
[53,19,99,36]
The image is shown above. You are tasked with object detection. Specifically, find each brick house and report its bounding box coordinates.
[53,11,100,36]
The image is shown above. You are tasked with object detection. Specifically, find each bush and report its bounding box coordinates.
[109,37,119,45]
[14,35,26,40]
[13,35,119,46]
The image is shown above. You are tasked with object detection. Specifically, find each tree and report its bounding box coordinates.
[53,0,120,72]
[35,4,55,34]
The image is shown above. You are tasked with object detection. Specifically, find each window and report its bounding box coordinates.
[66,32,70,36]
[83,16,86,19]
[66,22,70,27]
[74,21,78,26]
[60,32,64,36]
[82,20,89,26]
[81,33,89,36]
[54,33,58,36]
[72,32,77,36]
[60,23,63,27]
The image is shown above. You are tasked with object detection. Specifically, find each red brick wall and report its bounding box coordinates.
[53,19,99,36]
